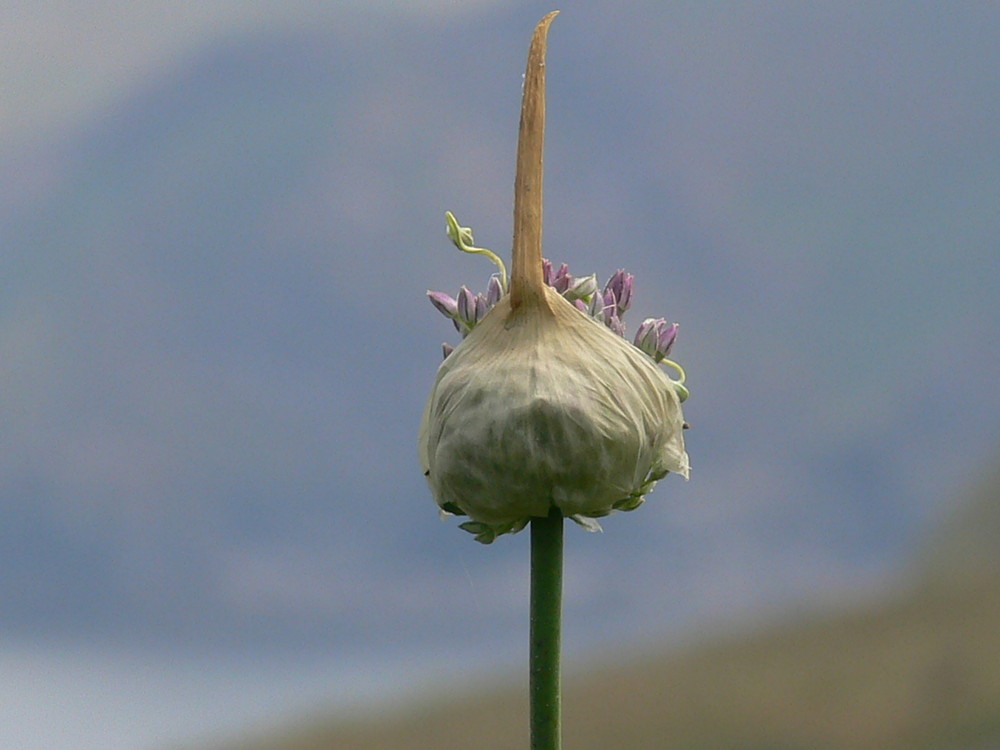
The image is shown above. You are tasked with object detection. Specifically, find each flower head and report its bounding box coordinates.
[419,16,689,542]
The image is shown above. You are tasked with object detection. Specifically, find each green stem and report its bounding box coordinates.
[530,507,563,750]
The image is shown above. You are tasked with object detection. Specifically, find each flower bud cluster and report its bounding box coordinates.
[428,262,684,398]
[427,275,505,340]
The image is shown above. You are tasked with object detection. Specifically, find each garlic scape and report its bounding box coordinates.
[419,12,689,543]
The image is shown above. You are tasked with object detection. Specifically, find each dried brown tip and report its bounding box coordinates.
[510,10,559,310]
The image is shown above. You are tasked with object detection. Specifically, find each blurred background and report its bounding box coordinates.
[2,2,998,749]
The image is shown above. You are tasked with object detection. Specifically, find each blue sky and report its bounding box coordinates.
[2,3,999,748]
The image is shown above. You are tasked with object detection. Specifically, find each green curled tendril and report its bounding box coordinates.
[661,358,689,402]
[445,211,508,293]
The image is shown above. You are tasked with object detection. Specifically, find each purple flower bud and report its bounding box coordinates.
[604,270,633,314]
[442,342,454,359]
[474,293,490,323]
[591,290,614,326]
[607,311,626,337]
[485,274,503,307]
[428,291,459,319]
[634,318,659,359]
[573,299,588,312]
[656,322,678,359]
[541,258,555,286]
[633,318,677,362]
[456,286,476,327]
[551,263,572,294]
[602,289,617,317]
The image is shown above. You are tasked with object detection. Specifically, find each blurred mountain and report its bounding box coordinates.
[216,581,1000,750]
[918,461,1000,585]
[1,2,999,663]
[214,455,1000,750]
